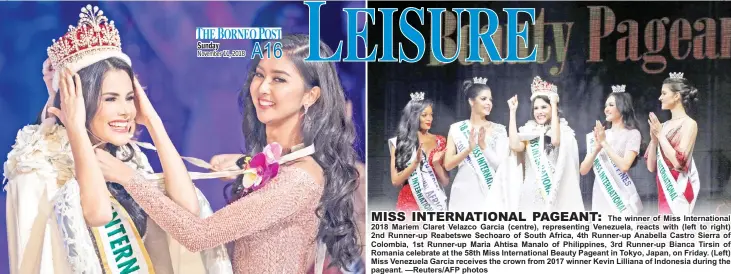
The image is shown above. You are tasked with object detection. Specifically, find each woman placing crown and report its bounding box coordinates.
[443,77,510,211]
[4,5,231,274]
[389,91,450,212]
[93,34,362,273]
[579,85,643,215]
[505,76,584,212]
[645,72,700,215]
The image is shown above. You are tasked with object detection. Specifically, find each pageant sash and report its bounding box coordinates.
[586,133,634,215]
[91,197,154,274]
[656,147,697,215]
[389,138,448,211]
[453,121,495,190]
[131,141,315,181]
[526,134,557,205]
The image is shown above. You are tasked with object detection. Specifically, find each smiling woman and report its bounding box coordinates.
[100,34,363,274]
[504,76,584,212]
[55,58,137,146]
[3,5,231,274]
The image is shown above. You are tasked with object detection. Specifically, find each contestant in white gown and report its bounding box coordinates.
[4,6,230,273]
[444,77,510,211]
[505,76,584,212]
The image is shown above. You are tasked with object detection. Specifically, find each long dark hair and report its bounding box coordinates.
[663,76,700,114]
[604,92,640,130]
[394,97,433,172]
[237,34,360,270]
[42,57,148,236]
[462,78,491,120]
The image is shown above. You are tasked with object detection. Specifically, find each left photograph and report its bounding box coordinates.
[0,2,366,274]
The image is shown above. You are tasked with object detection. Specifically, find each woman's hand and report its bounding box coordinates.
[133,76,160,127]
[432,150,444,166]
[649,112,661,142]
[95,148,136,184]
[47,68,86,130]
[42,58,55,98]
[415,143,424,165]
[468,128,478,150]
[209,153,246,182]
[507,95,519,113]
[549,94,559,107]
[594,120,606,146]
[478,126,487,150]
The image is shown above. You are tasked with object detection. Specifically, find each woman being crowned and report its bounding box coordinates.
[4,5,231,273]
[504,76,584,212]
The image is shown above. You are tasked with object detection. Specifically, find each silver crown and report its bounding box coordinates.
[611,85,626,93]
[473,77,488,85]
[669,72,684,79]
[410,92,425,101]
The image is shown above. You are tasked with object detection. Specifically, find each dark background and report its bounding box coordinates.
[367,1,731,214]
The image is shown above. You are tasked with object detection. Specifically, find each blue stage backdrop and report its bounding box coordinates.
[0,2,365,272]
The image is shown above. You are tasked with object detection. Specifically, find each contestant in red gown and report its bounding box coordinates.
[389,93,450,212]
[395,135,447,212]
[645,73,700,215]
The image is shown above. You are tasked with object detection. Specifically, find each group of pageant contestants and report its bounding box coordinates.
[389,74,700,216]
[4,5,363,274]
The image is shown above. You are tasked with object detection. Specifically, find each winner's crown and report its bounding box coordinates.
[530,76,558,99]
[669,72,684,79]
[612,85,626,93]
[473,77,488,85]
[410,92,425,101]
[47,5,123,71]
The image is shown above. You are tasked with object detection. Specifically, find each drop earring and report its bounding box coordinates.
[304,104,309,115]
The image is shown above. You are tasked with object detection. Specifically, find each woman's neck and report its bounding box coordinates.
[611,118,626,130]
[470,112,488,126]
[266,116,303,149]
[670,104,688,120]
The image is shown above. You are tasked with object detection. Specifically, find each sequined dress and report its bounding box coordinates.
[395,135,446,212]
[122,165,324,273]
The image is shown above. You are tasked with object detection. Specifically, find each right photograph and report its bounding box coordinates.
[367,1,731,216]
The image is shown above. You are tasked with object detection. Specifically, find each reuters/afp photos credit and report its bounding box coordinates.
[365,1,731,274]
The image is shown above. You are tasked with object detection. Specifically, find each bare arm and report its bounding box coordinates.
[646,139,658,173]
[443,133,471,171]
[146,117,200,215]
[431,153,451,186]
[51,71,111,227]
[579,146,600,175]
[68,127,113,227]
[550,104,560,147]
[658,120,698,171]
[509,111,525,152]
[646,113,661,173]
